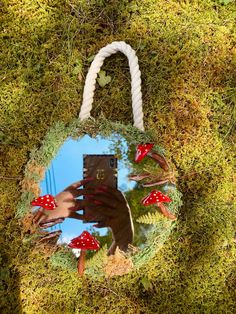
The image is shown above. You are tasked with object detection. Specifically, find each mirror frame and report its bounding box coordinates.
[17,116,182,277]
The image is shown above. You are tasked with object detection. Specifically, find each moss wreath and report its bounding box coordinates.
[16,42,182,278]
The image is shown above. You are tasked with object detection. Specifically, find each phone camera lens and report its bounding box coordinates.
[110,158,115,168]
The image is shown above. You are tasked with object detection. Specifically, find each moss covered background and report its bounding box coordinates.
[0,0,235,313]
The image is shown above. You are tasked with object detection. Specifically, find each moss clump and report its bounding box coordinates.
[50,248,77,271]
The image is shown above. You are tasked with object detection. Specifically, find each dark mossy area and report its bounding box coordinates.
[0,0,236,313]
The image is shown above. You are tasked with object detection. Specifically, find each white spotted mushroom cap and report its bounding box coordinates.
[68,231,100,251]
[135,143,154,162]
[31,194,56,210]
[142,190,172,206]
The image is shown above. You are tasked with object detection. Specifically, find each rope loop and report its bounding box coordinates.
[79,41,144,131]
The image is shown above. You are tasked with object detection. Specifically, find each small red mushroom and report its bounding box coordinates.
[134,143,169,171]
[141,190,176,220]
[142,190,171,205]
[68,231,100,276]
[135,143,154,162]
[31,194,56,210]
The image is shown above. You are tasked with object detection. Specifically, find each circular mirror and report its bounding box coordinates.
[18,118,182,277]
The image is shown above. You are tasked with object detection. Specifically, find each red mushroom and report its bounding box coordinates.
[31,194,56,210]
[135,143,154,162]
[141,190,176,220]
[68,231,100,276]
[142,190,171,205]
[134,143,169,171]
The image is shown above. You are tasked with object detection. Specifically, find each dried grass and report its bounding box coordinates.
[105,249,134,278]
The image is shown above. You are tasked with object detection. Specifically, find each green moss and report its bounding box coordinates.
[1,0,236,312]
[50,248,77,271]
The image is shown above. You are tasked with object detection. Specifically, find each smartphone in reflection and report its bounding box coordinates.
[83,154,117,223]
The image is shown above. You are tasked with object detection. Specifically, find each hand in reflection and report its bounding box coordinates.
[33,179,94,227]
[33,180,134,255]
[86,185,134,255]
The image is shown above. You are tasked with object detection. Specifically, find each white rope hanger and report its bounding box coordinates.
[79,41,145,131]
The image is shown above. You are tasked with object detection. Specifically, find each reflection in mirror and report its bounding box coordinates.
[37,134,137,256]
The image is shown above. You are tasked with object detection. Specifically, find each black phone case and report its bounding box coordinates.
[83,154,117,223]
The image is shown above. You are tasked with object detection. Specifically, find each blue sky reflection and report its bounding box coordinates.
[40,135,135,244]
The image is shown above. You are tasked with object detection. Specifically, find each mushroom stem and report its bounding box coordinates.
[147,152,169,171]
[157,202,176,220]
[78,250,86,276]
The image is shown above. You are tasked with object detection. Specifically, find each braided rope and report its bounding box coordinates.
[79,41,144,131]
